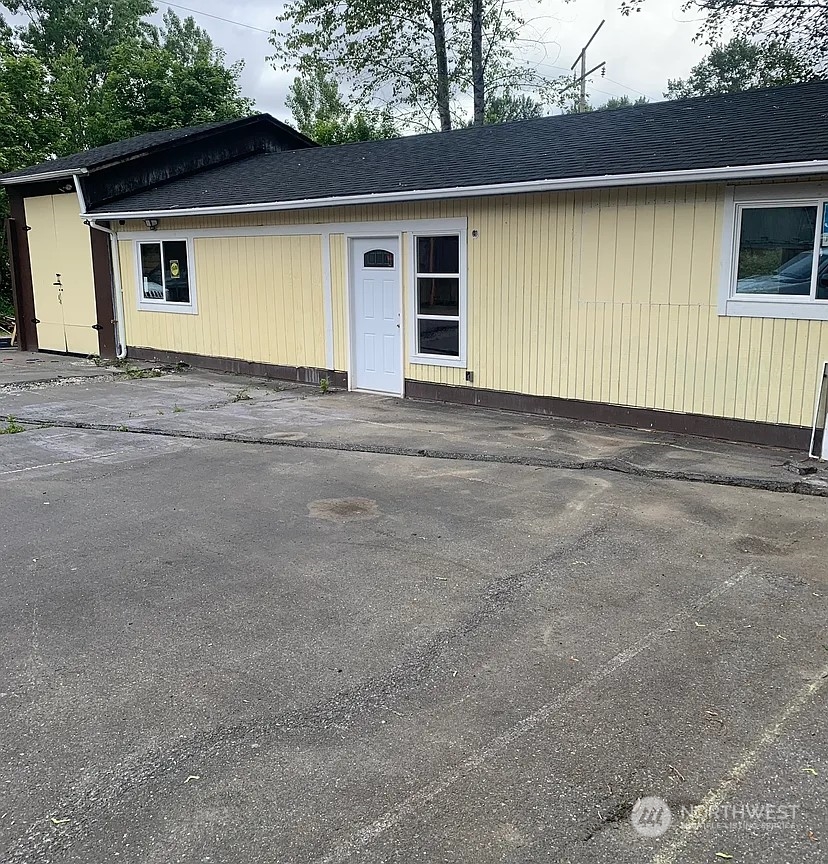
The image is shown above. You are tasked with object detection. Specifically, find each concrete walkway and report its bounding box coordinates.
[1,351,826,496]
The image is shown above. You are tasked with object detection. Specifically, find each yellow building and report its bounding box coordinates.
[5,84,828,452]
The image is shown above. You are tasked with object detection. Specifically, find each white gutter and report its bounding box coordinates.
[1,167,89,185]
[85,220,128,360]
[82,159,828,220]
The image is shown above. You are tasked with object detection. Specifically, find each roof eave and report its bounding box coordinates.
[1,167,89,186]
[84,159,828,220]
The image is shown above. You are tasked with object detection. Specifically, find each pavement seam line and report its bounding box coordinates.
[4,415,827,498]
[648,662,828,864]
[314,567,752,864]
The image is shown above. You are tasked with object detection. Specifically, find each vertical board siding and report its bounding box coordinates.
[119,183,828,428]
[121,235,326,367]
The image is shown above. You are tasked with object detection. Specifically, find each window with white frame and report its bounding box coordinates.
[723,188,828,320]
[413,234,462,360]
[137,239,194,311]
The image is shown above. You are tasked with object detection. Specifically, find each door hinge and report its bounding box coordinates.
[92,324,103,331]
[31,318,40,324]
[23,225,31,232]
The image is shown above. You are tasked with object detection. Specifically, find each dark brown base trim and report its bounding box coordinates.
[404,380,811,451]
[128,347,348,389]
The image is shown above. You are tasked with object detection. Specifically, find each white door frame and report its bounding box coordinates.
[346,233,405,396]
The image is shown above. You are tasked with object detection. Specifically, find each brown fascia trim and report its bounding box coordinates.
[404,380,812,451]
[86,115,316,179]
[5,189,37,351]
[127,347,348,389]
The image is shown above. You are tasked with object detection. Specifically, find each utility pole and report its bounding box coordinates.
[570,19,606,113]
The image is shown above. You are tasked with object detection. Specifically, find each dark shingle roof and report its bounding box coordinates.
[0,115,311,181]
[91,81,828,214]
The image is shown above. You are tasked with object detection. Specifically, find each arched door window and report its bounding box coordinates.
[363,249,394,268]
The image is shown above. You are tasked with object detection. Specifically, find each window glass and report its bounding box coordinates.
[418,277,459,316]
[139,240,191,306]
[364,249,394,268]
[735,206,817,296]
[818,205,828,301]
[417,236,459,274]
[140,243,164,300]
[163,240,190,303]
[418,319,459,357]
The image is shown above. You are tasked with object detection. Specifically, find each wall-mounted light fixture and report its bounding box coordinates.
[59,182,74,193]
[144,218,159,231]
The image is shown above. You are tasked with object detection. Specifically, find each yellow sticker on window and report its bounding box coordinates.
[169,260,180,278]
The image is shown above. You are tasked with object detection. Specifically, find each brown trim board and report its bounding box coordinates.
[89,224,117,358]
[128,347,348,389]
[404,380,812,451]
[6,190,37,351]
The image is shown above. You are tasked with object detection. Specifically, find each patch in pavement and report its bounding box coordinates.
[733,535,791,555]
[308,497,380,521]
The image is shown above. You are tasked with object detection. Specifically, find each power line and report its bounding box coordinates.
[603,75,660,102]
[162,2,273,35]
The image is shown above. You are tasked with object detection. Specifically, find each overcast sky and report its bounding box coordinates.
[149,0,715,120]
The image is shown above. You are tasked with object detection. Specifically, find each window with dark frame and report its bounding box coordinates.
[139,240,191,306]
[414,235,461,358]
[364,249,394,268]
[734,202,828,301]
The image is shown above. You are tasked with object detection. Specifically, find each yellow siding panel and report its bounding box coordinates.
[122,234,326,367]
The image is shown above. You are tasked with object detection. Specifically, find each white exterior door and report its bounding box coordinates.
[351,237,402,394]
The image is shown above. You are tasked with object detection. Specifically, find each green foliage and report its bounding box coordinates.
[481,93,544,124]
[89,11,253,145]
[665,37,815,99]
[598,95,649,110]
[4,0,156,77]
[0,416,25,434]
[287,70,398,144]
[564,94,648,114]
[620,1,828,74]
[0,47,59,171]
[271,0,564,131]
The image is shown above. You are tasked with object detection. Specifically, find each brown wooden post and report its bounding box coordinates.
[5,190,38,352]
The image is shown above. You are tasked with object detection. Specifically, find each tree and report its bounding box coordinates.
[0,46,58,172]
[665,37,815,99]
[3,0,155,78]
[564,94,648,114]
[270,0,561,132]
[1,4,253,152]
[597,95,649,110]
[473,92,544,124]
[0,1,254,315]
[89,11,253,145]
[286,70,398,144]
[620,1,828,74]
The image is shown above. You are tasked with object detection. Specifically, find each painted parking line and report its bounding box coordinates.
[316,567,753,864]
[0,451,123,476]
[649,664,828,864]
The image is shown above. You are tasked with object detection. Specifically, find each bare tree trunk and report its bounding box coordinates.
[431,0,452,131]
[471,0,484,125]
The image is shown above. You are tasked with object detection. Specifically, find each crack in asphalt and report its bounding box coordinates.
[4,414,827,498]
[4,524,610,863]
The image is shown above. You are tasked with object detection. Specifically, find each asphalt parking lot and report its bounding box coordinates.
[1,355,826,863]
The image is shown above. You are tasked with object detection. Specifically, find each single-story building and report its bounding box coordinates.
[4,81,828,455]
